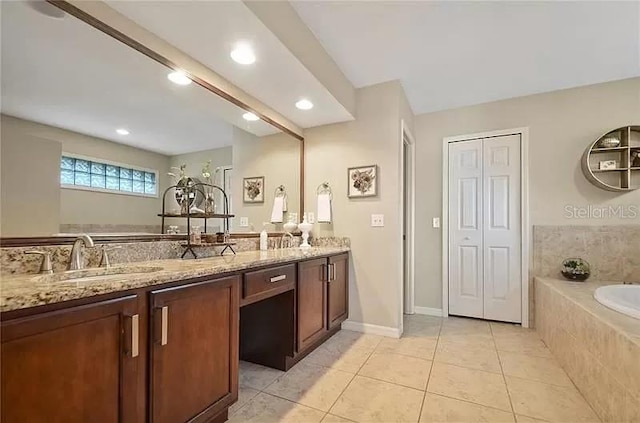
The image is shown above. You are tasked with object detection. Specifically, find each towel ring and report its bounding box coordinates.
[316,182,333,200]
[275,185,287,198]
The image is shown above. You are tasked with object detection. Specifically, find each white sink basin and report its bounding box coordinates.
[35,266,164,284]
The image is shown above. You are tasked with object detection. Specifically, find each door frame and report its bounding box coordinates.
[442,127,530,327]
[399,120,416,321]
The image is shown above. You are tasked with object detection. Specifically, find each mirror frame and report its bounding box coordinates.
[1,0,305,246]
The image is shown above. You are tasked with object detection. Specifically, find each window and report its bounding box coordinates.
[60,154,157,197]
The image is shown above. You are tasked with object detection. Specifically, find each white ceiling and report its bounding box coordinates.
[292,1,640,114]
[105,0,354,129]
[1,1,279,156]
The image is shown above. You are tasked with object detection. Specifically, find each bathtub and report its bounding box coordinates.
[594,284,640,320]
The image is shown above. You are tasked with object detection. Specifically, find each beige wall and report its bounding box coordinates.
[304,81,409,331]
[1,123,61,237]
[0,114,171,234]
[414,77,640,310]
[233,128,301,232]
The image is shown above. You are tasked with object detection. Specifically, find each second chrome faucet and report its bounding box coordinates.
[68,234,94,270]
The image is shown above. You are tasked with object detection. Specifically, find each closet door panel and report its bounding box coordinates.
[483,135,522,323]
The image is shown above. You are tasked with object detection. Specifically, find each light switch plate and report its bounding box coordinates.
[239,217,249,227]
[433,217,440,228]
[371,214,384,227]
[307,212,315,224]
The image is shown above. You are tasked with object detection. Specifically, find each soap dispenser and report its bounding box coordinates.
[260,223,269,251]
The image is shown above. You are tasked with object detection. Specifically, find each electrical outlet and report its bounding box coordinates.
[240,217,249,227]
[307,212,315,224]
[371,214,384,227]
[433,217,440,228]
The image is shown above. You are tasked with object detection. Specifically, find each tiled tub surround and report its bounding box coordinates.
[536,277,640,423]
[0,246,349,312]
[533,225,640,282]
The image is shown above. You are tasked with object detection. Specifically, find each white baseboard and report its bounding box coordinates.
[414,306,443,317]
[341,320,401,338]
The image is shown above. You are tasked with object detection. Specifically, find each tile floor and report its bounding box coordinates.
[228,315,601,423]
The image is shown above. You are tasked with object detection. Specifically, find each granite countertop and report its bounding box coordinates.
[0,247,349,313]
[535,277,640,345]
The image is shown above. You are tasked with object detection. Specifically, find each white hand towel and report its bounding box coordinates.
[317,193,332,223]
[270,196,285,223]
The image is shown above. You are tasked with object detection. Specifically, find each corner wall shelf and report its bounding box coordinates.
[582,125,640,192]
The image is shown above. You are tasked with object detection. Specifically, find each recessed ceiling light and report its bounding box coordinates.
[167,70,192,86]
[242,112,260,122]
[295,99,314,110]
[116,128,130,136]
[230,44,256,65]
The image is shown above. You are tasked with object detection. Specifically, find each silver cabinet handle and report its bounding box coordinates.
[161,306,168,346]
[329,263,336,282]
[270,275,287,283]
[131,314,139,357]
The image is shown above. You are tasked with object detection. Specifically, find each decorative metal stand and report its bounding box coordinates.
[158,182,235,259]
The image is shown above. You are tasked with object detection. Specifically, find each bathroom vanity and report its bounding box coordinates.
[0,248,349,423]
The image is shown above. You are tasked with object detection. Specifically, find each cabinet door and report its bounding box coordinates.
[1,295,140,423]
[327,253,349,330]
[297,258,328,352]
[150,276,239,423]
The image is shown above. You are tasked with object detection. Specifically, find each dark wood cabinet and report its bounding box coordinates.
[149,276,239,423]
[1,252,347,421]
[328,253,349,330]
[1,295,141,423]
[297,253,349,353]
[297,258,328,351]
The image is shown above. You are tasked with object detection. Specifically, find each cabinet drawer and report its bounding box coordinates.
[243,264,296,305]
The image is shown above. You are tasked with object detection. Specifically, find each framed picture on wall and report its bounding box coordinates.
[243,176,264,203]
[347,165,378,198]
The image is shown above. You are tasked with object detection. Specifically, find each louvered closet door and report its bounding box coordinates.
[483,135,521,323]
[448,135,522,323]
[448,139,484,319]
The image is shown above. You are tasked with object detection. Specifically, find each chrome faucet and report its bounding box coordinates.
[280,232,295,249]
[68,234,94,270]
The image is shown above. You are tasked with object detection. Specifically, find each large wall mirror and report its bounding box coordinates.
[0,1,302,240]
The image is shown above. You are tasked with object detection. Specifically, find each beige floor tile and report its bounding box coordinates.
[441,317,492,336]
[229,386,261,416]
[239,361,285,390]
[493,333,554,358]
[419,393,515,423]
[490,322,536,336]
[329,375,424,423]
[427,362,511,411]
[506,376,600,422]
[321,414,356,423]
[403,315,443,338]
[326,330,383,351]
[435,339,502,373]
[264,361,354,411]
[302,340,374,374]
[498,351,573,387]
[375,335,438,359]
[227,392,325,423]
[438,332,495,350]
[515,415,548,423]
[358,351,432,390]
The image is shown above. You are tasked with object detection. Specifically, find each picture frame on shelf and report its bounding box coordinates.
[347,165,378,198]
[599,160,618,170]
[243,176,264,203]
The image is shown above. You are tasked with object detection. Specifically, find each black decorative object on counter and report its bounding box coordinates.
[561,258,591,281]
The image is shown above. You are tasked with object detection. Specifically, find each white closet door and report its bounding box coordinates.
[448,139,484,319]
[483,135,522,323]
